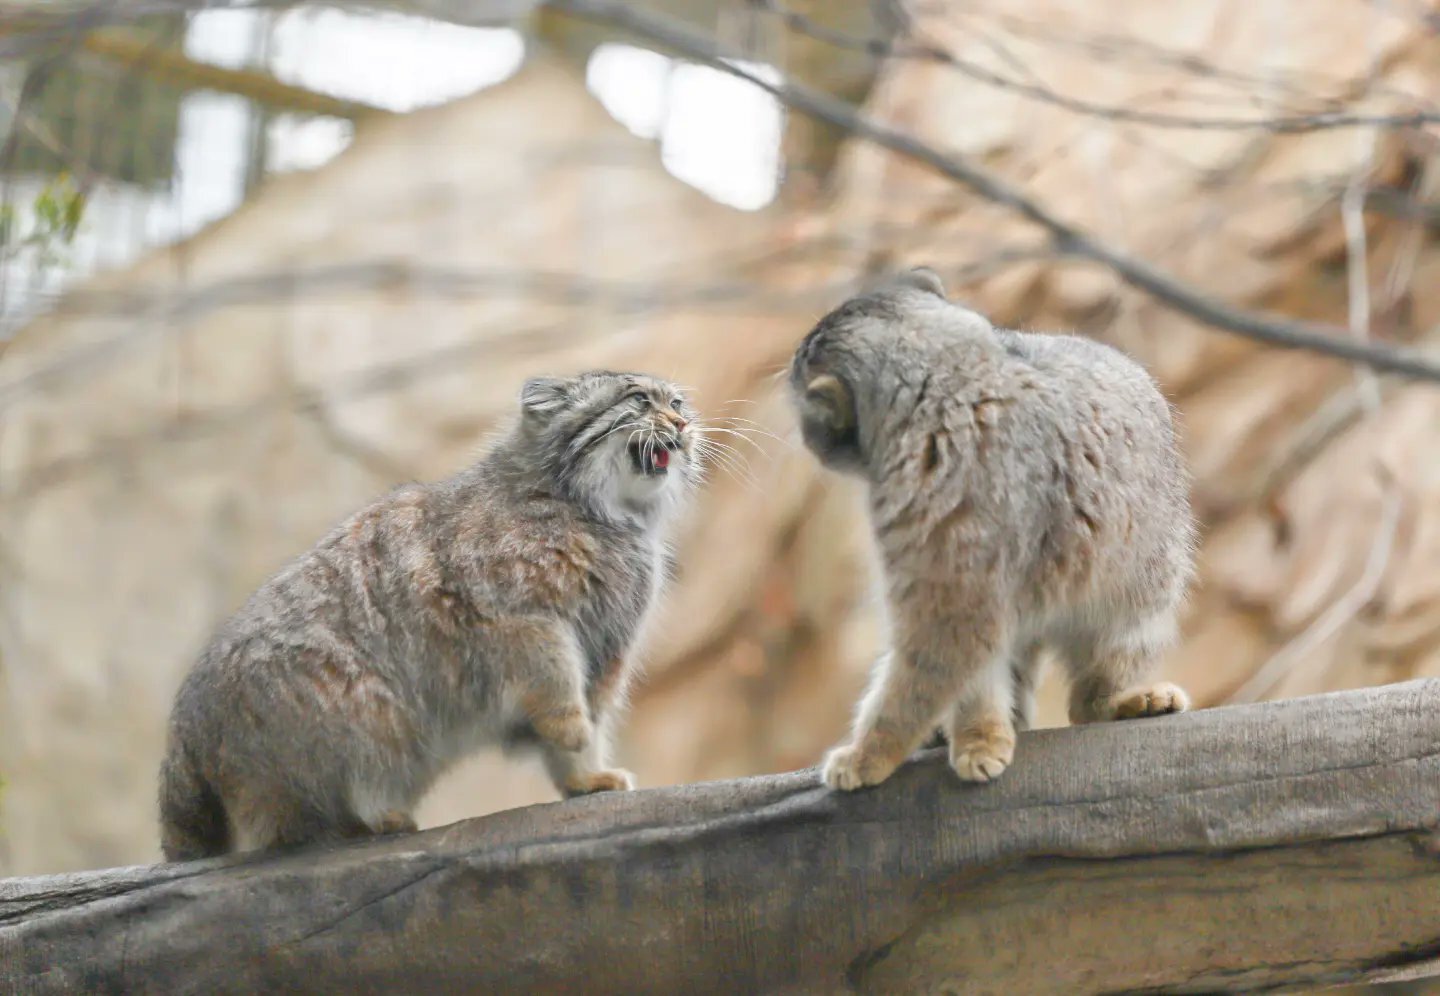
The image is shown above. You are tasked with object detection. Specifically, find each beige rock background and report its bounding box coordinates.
[2,0,1439,879]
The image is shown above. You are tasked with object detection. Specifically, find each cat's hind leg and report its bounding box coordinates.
[1062,612,1190,724]
[230,787,376,853]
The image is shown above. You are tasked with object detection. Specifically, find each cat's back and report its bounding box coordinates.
[179,481,447,685]
[997,329,1193,599]
[1003,331,1175,437]
[899,326,1186,561]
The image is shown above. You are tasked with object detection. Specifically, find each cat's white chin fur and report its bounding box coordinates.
[610,444,688,517]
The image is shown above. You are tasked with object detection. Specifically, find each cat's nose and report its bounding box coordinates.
[672,417,688,433]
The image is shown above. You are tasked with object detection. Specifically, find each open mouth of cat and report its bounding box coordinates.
[629,438,679,476]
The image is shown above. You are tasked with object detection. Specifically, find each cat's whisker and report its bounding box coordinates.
[692,437,762,491]
[694,450,759,492]
[695,428,769,459]
[703,419,793,449]
[714,413,775,427]
[693,432,747,461]
[702,417,772,432]
[764,364,792,386]
[623,427,647,463]
[587,413,641,450]
[696,424,782,456]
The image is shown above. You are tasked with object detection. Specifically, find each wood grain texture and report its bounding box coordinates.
[4,680,1440,994]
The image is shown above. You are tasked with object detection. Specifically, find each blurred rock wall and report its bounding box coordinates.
[4,0,1440,874]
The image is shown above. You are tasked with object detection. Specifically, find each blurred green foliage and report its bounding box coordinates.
[0,173,87,262]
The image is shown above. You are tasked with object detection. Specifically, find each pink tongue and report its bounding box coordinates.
[653,448,671,469]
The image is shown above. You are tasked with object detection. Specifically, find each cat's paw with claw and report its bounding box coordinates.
[949,743,1012,782]
[564,768,635,796]
[948,719,1015,783]
[822,743,898,791]
[1113,682,1190,719]
[375,810,417,835]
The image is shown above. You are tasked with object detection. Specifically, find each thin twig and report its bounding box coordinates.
[759,0,1440,134]
[1231,123,1401,706]
[1228,482,1401,704]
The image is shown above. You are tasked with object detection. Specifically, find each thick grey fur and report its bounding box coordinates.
[159,371,699,860]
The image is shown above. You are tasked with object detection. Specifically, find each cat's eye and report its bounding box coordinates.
[669,397,684,412]
[627,391,649,406]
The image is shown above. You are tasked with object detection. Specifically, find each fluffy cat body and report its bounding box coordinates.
[791,270,1194,790]
[160,371,698,860]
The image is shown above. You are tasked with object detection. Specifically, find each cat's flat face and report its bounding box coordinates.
[789,268,952,476]
[520,370,700,517]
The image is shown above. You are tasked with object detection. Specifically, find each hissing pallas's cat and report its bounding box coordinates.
[160,371,699,860]
[790,268,1195,790]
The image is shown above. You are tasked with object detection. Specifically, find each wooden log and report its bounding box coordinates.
[4,680,1440,994]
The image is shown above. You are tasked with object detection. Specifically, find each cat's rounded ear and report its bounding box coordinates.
[799,374,861,471]
[803,374,855,430]
[895,266,946,298]
[520,376,571,417]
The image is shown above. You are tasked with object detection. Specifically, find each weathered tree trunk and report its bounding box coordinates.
[4,680,1439,994]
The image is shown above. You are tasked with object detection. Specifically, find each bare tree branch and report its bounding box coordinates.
[964,5,1433,111]
[78,27,387,118]
[545,0,1440,384]
[761,0,1440,134]
[0,234,1049,410]
[0,247,1062,496]
[0,0,530,58]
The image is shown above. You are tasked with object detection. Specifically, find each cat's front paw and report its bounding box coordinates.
[1112,682,1190,720]
[564,768,635,797]
[822,744,897,791]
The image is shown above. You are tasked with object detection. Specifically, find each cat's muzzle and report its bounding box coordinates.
[629,436,681,476]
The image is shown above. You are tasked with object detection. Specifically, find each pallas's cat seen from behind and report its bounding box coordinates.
[790,269,1194,791]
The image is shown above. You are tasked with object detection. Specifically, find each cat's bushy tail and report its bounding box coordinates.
[158,738,229,862]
